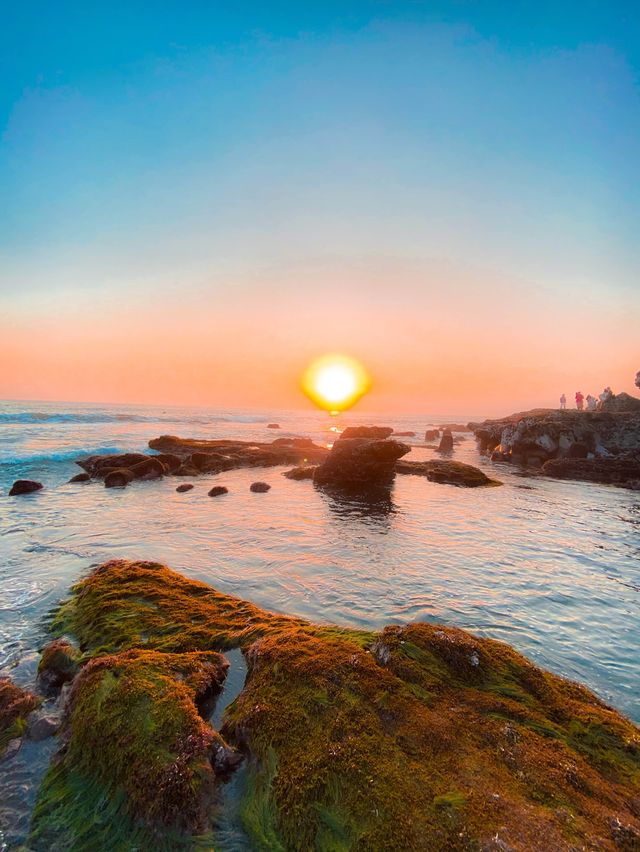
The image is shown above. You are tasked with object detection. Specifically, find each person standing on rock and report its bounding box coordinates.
[559,393,566,410]
[586,394,597,411]
[575,391,584,411]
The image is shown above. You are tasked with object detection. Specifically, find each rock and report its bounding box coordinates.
[314,438,410,489]
[104,468,134,488]
[175,464,200,477]
[37,639,81,695]
[470,407,640,475]
[77,453,148,477]
[34,558,640,852]
[208,486,229,497]
[283,466,316,480]
[600,392,640,413]
[129,458,166,479]
[542,456,640,487]
[26,713,59,741]
[396,460,502,487]
[8,479,43,496]
[152,453,182,472]
[267,423,280,429]
[68,472,91,483]
[441,423,472,432]
[149,436,328,466]
[393,431,416,437]
[0,678,41,757]
[437,430,454,453]
[338,426,394,440]
[176,483,194,493]
[250,482,271,492]
[425,429,440,441]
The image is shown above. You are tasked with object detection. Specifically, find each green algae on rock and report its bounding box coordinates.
[33,560,640,850]
[0,678,41,758]
[396,458,502,487]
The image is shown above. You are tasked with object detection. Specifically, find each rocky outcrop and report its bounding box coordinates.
[542,457,640,488]
[283,466,317,480]
[470,404,640,483]
[0,678,41,757]
[31,559,640,851]
[396,459,502,487]
[392,430,416,437]
[8,479,43,496]
[425,429,440,441]
[437,429,454,453]
[600,392,640,413]
[313,438,410,488]
[338,426,394,440]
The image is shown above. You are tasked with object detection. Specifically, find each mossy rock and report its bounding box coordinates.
[0,677,41,757]
[32,560,640,850]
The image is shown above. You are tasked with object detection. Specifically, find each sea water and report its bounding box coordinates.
[0,400,638,846]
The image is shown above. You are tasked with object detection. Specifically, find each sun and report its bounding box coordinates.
[301,354,371,413]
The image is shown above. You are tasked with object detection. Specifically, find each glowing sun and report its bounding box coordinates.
[301,354,371,413]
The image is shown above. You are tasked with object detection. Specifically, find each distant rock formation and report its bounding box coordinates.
[338,426,394,440]
[437,429,454,453]
[470,400,640,486]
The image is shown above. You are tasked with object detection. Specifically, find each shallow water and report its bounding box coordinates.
[0,400,639,844]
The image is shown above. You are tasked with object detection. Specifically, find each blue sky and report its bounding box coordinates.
[1,2,638,409]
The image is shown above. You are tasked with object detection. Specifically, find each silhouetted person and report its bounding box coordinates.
[575,391,584,411]
[559,393,566,410]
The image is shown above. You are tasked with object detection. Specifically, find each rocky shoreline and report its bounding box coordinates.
[469,393,640,488]
[1,559,637,850]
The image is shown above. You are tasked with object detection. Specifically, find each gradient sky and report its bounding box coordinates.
[1,1,638,416]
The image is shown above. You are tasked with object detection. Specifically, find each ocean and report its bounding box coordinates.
[0,399,638,845]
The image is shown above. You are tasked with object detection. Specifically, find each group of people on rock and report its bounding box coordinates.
[560,388,612,411]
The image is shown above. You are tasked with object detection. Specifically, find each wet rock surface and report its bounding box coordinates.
[8,480,43,496]
[28,559,640,851]
[0,679,41,757]
[208,485,229,497]
[175,483,194,492]
[249,481,271,492]
[542,457,640,488]
[313,437,410,489]
[37,640,81,696]
[282,466,317,480]
[396,459,502,487]
[437,429,454,453]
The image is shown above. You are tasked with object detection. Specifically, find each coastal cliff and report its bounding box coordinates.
[28,559,640,851]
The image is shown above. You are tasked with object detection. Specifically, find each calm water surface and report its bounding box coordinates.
[0,400,638,847]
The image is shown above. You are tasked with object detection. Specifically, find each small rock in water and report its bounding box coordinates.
[250,482,271,492]
[437,430,454,453]
[283,466,316,480]
[176,483,194,493]
[8,479,43,496]
[69,472,91,483]
[104,469,134,488]
[37,639,81,695]
[425,429,440,441]
[27,713,59,741]
[208,486,229,497]
[267,423,280,429]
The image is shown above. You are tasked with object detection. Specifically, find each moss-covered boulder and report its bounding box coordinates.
[32,560,640,850]
[396,459,502,487]
[0,677,41,757]
[37,638,82,695]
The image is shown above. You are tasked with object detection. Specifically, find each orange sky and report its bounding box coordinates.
[2,258,637,417]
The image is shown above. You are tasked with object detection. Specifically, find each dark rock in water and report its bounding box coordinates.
[176,483,194,493]
[425,429,440,441]
[208,486,229,497]
[396,459,502,487]
[0,678,41,757]
[152,453,182,472]
[104,468,134,488]
[393,431,416,437]
[26,713,59,742]
[314,438,410,488]
[267,423,280,429]
[271,437,316,448]
[149,435,328,467]
[77,453,148,477]
[37,640,81,696]
[338,426,394,440]
[175,464,200,477]
[68,472,91,483]
[8,479,43,496]
[542,456,640,487]
[250,481,271,492]
[129,458,166,480]
[442,423,472,432]
[437,430,454,453]
[34,558,640,851]
[283,466,316,480]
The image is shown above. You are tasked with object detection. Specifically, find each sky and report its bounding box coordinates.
[1,1,638,416]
